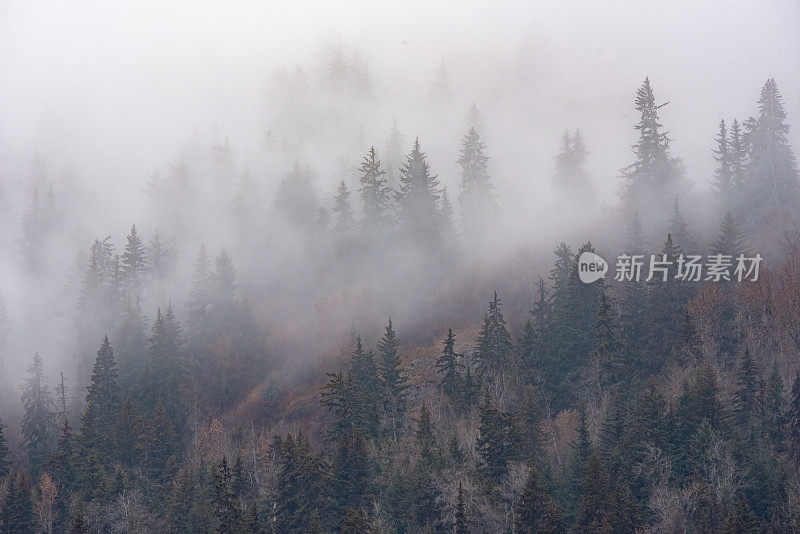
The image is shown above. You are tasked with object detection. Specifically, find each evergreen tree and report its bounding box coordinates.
[723,495,759,534]
[713,119,733,198]
[515,467,560,534]
[114,399,143,466]
[454,481,469,534]
[85,336,121,448]
[573,454,611,532]
[332,430,372,517]
[416,403,436,465]
[21,353,56,474]
[729,119,748,193]
[593,292,623,384]
[385,119,405,189]
[187,245,212,343]
[349,337,382,439]
[145,400,179,479]
[147,305,186,419]
[744,78,800,211]
[668,198,692,251]
[710,212,749,258]
[474,291,512,375]
[553,128,591,199]
[377,318,407,439]
[457,126,498,236]
[435,328,461,399]
[789,371,800,461]
[68,506,88,534]
[568,410,593,512]
[764,361,785,449]
[357,146,390,231]
[1,471,36,534]
[396,138,442,251]
[147,231,173,287]
[734,348,762,434]
[476,393,522,486]
[0,419,9,479]
[121,224,147,295]
[212,457,243,534]
[333,180,355,232]
[619,77,683,208]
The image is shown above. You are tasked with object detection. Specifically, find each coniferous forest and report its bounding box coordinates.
[2,3,800,533]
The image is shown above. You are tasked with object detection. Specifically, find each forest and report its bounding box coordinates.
[2,3,800,533]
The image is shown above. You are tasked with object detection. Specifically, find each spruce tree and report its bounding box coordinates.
[147,231,173,286]
[744,78,800,211]
[668,198,692,251]
[619,77,683,208]
[515,467,560,534]
[21,353,56,474]
[187,246,212,343]
[435,328,461,399]
[212,457,243,534]
[574,453,611,532]
[474,291,512,375]
[710,212,749,258]
[147,305,185,418]
[377,319,407,439]
[121,224,147,295]
[734,348,761,433]
[476,393,522,486]
[332,430,372,517]
[457,126,498,236]
[454,481,469,534]
[0,471,36,534]
[85,336,121,449]
[789,371,800,461]
[333,180,355,232]
[349,337,382,439]
[416,403,436,465]
[593,292,623,384]
[713,119,733,198]
[357,146,390,232]
[0,419,8,479]
[396,138,442,250]
[729,119,748,192]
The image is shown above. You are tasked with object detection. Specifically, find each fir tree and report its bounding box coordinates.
[333,180,355,232]
[396,138,442,250]
[121,224,146,295]
[147,231,173,287]
[21,353,56,474]
[593,292,623,384]
[476,393,522,486]
[744,78,800,210]
[1,471,36,534]
[85,336,121,447]
[515,467,560,534]
[723,495,759,534]
[416,403,436,465]
[573,454,611,532]
[187,245,212,342]
[212,457,243,534]
[147,305,186,418]
[713,119,733,198]
[619,77,683,208]
[668,198,692,251]
[435,328,461,399]
[454,481,469,534]
[377,318,407,439]
[0,420,8,478]
[332,430,372,517]
[734,348,762,433]
[349,337,382,439]
[114,399,143,466]
[729,119,748,192]
[789,371,800,461]
[710,212,749,258]
[553,128,590,197]
[357,146,390,231]
[474,291,512,375]
[69,506,88,534]
[457,127,498,236]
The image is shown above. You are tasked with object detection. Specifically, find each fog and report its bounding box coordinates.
[1,0,799,404]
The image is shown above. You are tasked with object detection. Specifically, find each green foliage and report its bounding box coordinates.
[21,353,56,474]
